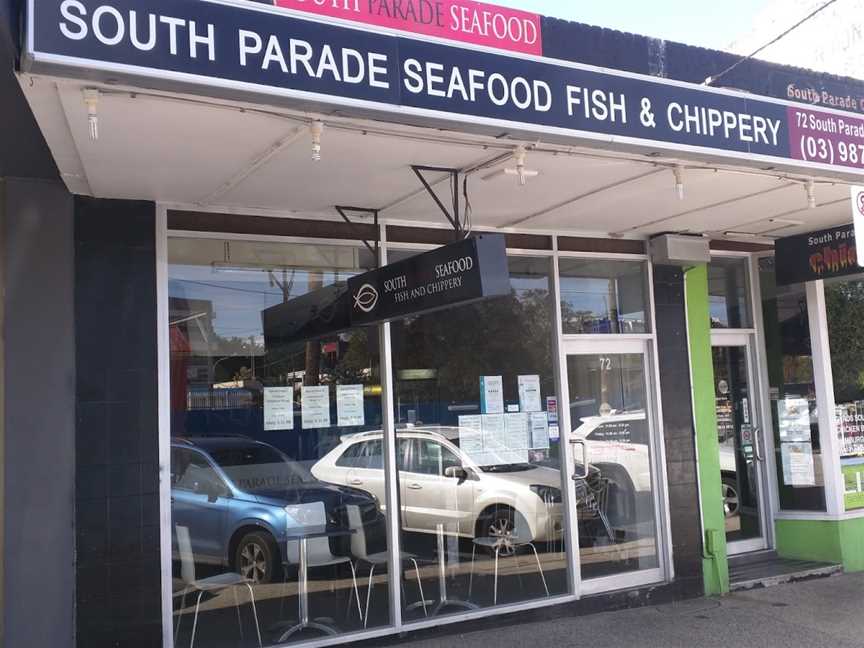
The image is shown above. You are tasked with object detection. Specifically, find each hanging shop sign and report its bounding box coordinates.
[348,233,510,325]
[273,0,542,55]
[775,223,860,286]
[25,0,864,177]
[852,186,864,266]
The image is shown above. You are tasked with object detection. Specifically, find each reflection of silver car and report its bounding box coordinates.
[312,428,565,553]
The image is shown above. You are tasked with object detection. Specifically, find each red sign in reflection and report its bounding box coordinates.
[274,0,543,55]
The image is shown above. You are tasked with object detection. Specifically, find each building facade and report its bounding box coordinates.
[2,1,864,647]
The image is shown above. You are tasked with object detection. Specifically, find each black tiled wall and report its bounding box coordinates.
[75,197,162,648]
[652,265,704,595]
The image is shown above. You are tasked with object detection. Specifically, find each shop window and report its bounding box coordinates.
[567,353,659,579]
[389,254,568,616]
[825,274,864,511]
[168,237,390,646]
[559,259,649,334]
[708,257,752,329]
[759,258,826,511]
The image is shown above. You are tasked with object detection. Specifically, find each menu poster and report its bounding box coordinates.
[517,375,542,413]
[301,386,331,429]
[781,442,816,486]
[481,413,506,463]
[530,412,550,449]
[458,415,484,457]
[504,412,530,462]
[263,387,294,431]
[480,376,504,414]
[835,400,864,458]
[778,398,812,443]
[336,384,365,427]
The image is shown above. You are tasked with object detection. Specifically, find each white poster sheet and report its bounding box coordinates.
[778,398,812,443]
[301,385,331,429]
[517,375,542,413]
[504,412,530,462]
[263,387,294,431]
[458,415,484,458]
[480,375,504,414]
[530,412,550,449]
[781,442,816,486]
[336,384,365,427]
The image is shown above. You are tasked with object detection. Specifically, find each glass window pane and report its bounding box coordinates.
[825,274,864,511]
[391,255,568,617]
[708,258,752,329]
[559,259,649,334]
[567,353,659,579]
[758,257,826,511]
[168,237,391,644]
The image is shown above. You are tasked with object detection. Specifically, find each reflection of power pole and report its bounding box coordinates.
[304,271,323,387]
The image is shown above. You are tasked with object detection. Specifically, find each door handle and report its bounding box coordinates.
[754,427,764,462]
[569,438,590,480]
[407,483,423,490]
[349,478,363,486]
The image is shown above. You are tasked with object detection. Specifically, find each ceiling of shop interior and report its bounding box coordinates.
[22,77,858,242]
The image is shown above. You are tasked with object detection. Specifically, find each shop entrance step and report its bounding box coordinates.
[728,551,842,591]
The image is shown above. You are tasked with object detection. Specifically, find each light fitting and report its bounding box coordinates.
[673,166,685,200]
[805,179,817,209]
[310,120,324,161]
[481,145,539,186]
[83,88,100,141]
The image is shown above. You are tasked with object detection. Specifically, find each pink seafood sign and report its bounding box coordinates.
[788,106,864,171]
[274,0,543,55]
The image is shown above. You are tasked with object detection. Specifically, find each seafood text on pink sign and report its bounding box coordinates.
[275,0,543,55]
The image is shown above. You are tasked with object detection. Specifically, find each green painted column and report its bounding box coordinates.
[685,264,730,595]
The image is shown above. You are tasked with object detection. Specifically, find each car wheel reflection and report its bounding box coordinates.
[722,478,739,518]
[481,507,518,557]
[235,531,277,584]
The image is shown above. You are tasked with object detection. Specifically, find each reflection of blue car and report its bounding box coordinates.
[171,436,381,584]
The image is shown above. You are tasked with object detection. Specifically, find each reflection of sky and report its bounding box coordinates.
[169,265,354,340]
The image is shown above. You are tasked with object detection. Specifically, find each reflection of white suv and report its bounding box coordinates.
[572,412,738,519]
[312,428,565,551]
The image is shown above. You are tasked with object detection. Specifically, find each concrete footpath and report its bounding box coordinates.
[393,573,864,648]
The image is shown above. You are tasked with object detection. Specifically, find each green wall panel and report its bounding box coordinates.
[776,517,864,572]
[685,264,729,595]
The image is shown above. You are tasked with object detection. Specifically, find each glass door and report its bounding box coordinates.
[563,340,662,584]
[711,335,769,554]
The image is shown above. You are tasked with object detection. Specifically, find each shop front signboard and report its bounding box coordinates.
[24,0,864,178]
[774,224,859,286]
[347,233,510,326]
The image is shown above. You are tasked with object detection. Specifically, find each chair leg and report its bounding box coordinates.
[364,563,376,629]
[348,561,363,624]
[408,558,428,617]
[244,582,263,648]
[468,544,478,600]
[232,586,244,641]
[190,590,204,648]
[527,543,550,597]
[174,590,187,647]
[493,547,500,606]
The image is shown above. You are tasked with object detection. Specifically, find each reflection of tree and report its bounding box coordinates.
[827,281,864,402]
[327,330,377,386]
[393,288,555,403]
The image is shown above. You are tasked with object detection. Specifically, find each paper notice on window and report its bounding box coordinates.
[458,415,484,458]
[480,413,506,463]
[504,412,530,462]
[263,387,294,431]
[336,384,365,427]
[530,412,550,449]
[480,376,504,414]
[301,386,331,429]
[517,375,542,413]
[778,398,811,443]
[781,442,816,486]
